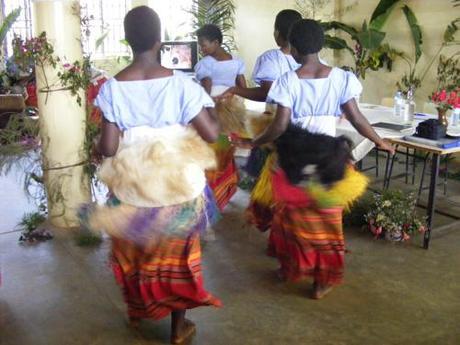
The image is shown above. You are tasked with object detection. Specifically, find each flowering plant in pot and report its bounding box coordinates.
[429,89,459,112]
[365,190,426,242]
[428,53,460,125]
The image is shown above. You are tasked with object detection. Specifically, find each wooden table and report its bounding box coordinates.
[384,137,460,249]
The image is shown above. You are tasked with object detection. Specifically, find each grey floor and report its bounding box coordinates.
[1,156,460,345]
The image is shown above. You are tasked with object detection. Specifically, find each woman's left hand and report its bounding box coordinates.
[377,139,395,155]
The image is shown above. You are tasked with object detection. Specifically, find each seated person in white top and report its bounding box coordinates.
[195,24,246,97]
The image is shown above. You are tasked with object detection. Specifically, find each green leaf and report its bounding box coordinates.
[356,27,386,50]
[188,0,237,51]
[443,17,460,43]
[369,0,401,30]
[95,30,109,50]
[401,5,422,63]
[323,34,354,54]
[0,7,21,45]
[320,21,358,38]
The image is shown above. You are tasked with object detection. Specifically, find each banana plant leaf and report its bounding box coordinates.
[369,0,401,30]
[356,22,386,50]
[324,34,354,54]
[401,5,422,63]
[0,7,21,46]
[320,21,358,38]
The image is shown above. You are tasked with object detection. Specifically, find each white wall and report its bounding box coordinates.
[233,0,296,85]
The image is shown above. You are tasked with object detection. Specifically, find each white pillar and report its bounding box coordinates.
[33,0,90,228]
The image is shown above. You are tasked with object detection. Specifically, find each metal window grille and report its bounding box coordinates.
[79,0,131,58]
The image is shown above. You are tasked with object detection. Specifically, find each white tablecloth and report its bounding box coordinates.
[243,100,442,161]
[337,104,417,161]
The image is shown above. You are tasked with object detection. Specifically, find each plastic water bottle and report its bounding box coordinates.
[393,91,403,118]
[452,107,460,127]
[402,88,415,125]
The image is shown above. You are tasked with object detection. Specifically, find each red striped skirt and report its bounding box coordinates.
[271,205,345,286]
[206,141,238,211]
[271,169,345,286]
[111,233,221,320]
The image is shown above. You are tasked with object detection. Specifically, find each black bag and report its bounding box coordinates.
[415,119,447,140]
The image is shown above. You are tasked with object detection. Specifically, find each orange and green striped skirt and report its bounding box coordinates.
[111,233,222,320]
[247,153,367,286]
[206,135,239,211]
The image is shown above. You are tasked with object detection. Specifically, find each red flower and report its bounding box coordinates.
[439,90,447,101]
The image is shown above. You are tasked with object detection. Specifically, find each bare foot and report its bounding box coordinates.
[276,268,287,281]
[311,283,334,300]
[127,316,141,329]
[171,319,196,344]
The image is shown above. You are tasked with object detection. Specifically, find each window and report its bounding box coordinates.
[148,0,194,41]
[79,0,131,58]
[1,0,33,56]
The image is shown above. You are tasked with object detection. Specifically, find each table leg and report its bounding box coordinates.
[383,148,398,190]
[375,148,379,177]
[417,153,431,202]
[424,154,441,249]
[405,147,409,184]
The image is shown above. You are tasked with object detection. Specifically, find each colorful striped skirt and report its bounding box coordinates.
[247,153,367,286]
[111,232,222,320]
[81,187,222,320]
[270,203,345,286]
[206,135,239,211]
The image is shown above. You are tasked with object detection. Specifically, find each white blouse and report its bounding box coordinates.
[267,68,362,136]
[95,72,214,131]
[195,55,245,88]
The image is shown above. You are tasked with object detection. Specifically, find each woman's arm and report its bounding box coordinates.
[341,99,394,154]
[221,80,273,102]
[190,107,220,143]
[200,77,212,95]
[236,74,247,88]
[252,105,291,146]
[97,118,121,157]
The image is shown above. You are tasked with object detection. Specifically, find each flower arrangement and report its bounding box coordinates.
[429,53,460,113]
[429,89,460,112]
[365,190,426,242]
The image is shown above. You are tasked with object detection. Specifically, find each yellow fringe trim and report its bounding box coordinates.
[249,154,368,210]
[249,152,276,207]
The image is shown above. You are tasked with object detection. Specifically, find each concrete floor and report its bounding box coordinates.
[1,158,460,345]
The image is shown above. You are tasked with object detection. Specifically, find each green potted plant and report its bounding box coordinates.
[365,190,426,242]
[321,0,420,80]
[189,0,237,52]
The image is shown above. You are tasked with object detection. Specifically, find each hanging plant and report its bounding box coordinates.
[12,32,92,106]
